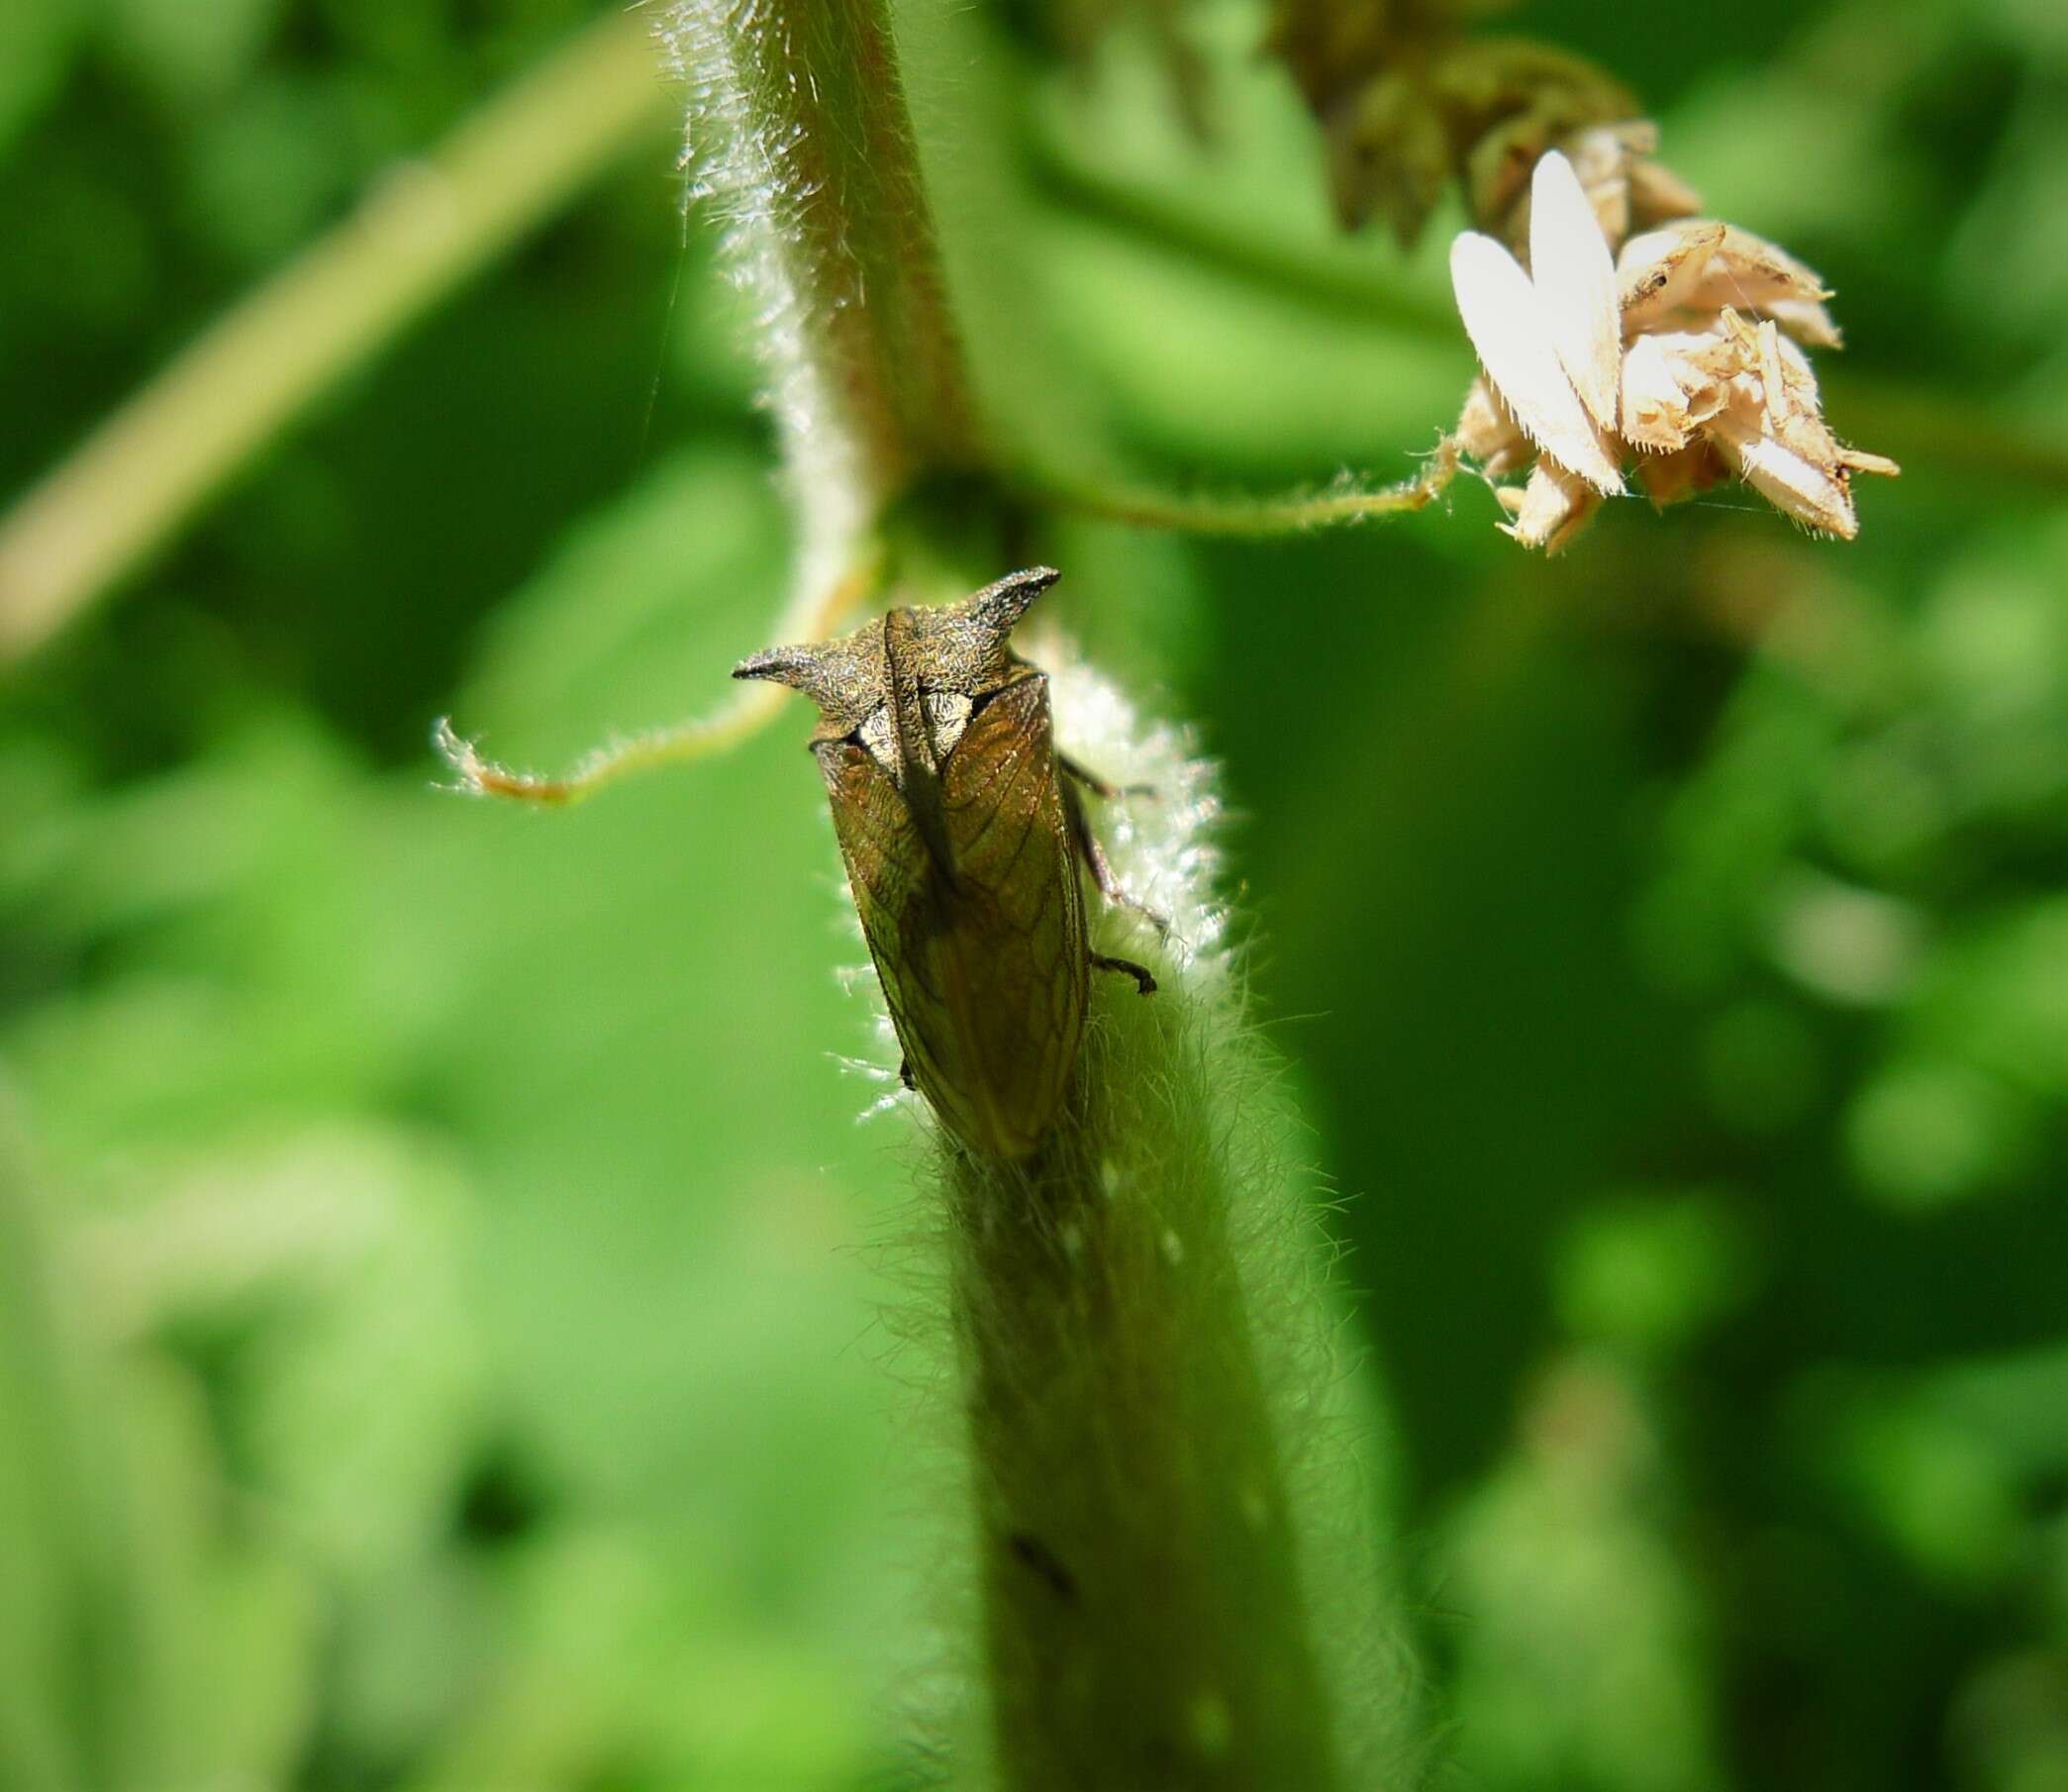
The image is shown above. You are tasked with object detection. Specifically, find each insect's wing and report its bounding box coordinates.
[928,671,1088,1156]
[817,672,1088,1159]
[815,740,960,1114]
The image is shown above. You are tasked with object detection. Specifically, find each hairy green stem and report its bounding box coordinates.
[898,656,1420,1792]
[650,13,1421,1786]
[947,990,1339,1789]
[656,0,982,585]
[439,0,983,796]
[1019,446,1459,538]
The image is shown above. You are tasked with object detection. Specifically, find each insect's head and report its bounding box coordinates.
[732,566,1061,744]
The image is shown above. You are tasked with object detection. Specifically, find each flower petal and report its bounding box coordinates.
[1529,150,1622,432]
[1450,230,1624,495]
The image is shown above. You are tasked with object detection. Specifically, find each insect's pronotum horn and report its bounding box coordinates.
[731,641,846,698]
[734,638,865,727]
[963,565,1061,640]
[732,644,813,684]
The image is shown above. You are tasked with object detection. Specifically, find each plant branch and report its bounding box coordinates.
[0,13,672,670]
[927,655,1418,1792]
[1029,145,1457,341]
[435,551,881,803]
[655,0,983,582]
[1019,442,1459,538]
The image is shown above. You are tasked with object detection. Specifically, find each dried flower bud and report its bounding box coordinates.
[1271,7,1645,245]
[1634,439,1726,508]
[1324,69,1453,240]
[1502,456,1602,552]
[1447,149,1898,551]
[1456,375,1530,474]
[1439,41,1639,233]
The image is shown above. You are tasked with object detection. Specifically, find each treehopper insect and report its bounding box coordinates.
[734,566,1157,1160]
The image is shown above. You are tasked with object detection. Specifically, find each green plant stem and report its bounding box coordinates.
[1019,444,1458,537]
[0,14,672,670]
[655,9,1413,1778]
[457,13,1419,1784]
[657,0,982,555]
[444,0,987,798]
[1030,145,1458,342]
[944,972,1354,1791]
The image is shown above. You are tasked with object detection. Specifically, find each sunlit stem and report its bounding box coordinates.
[433,694,784,807]
[0,14,670,670]
[437,552,881,805]
[1023,439,1459,537]
[940,944,1410,1790]
[657,0,983,587]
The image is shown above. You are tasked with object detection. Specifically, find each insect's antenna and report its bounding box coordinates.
[964,565,1061,640]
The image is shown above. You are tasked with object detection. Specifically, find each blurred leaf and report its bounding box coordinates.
[1554,1191,1756,1359]
[101,0,283,109]
[1442,1356,1723,1792]
[0,0,85,160]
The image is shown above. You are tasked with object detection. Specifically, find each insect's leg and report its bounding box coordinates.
[1091,952,1157,996]
[899,1056,916,1091]
[1058,753,1153,800]
[1062,777,1170,938]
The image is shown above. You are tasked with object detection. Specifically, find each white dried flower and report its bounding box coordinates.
[1448,147,1898,551]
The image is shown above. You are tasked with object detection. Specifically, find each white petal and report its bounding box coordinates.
[1450,231,1623,495]
[1529,151,1622,433]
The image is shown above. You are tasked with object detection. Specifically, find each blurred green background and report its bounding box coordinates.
[3,1,2065,1789]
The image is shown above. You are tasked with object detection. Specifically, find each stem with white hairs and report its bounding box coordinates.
[468,8,1425,1785]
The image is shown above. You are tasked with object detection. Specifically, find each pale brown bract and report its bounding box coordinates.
[1449,148,1899,551]
[735,567,1156,1160]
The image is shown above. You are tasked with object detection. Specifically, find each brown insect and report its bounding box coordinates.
[734,566,1158,1159]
